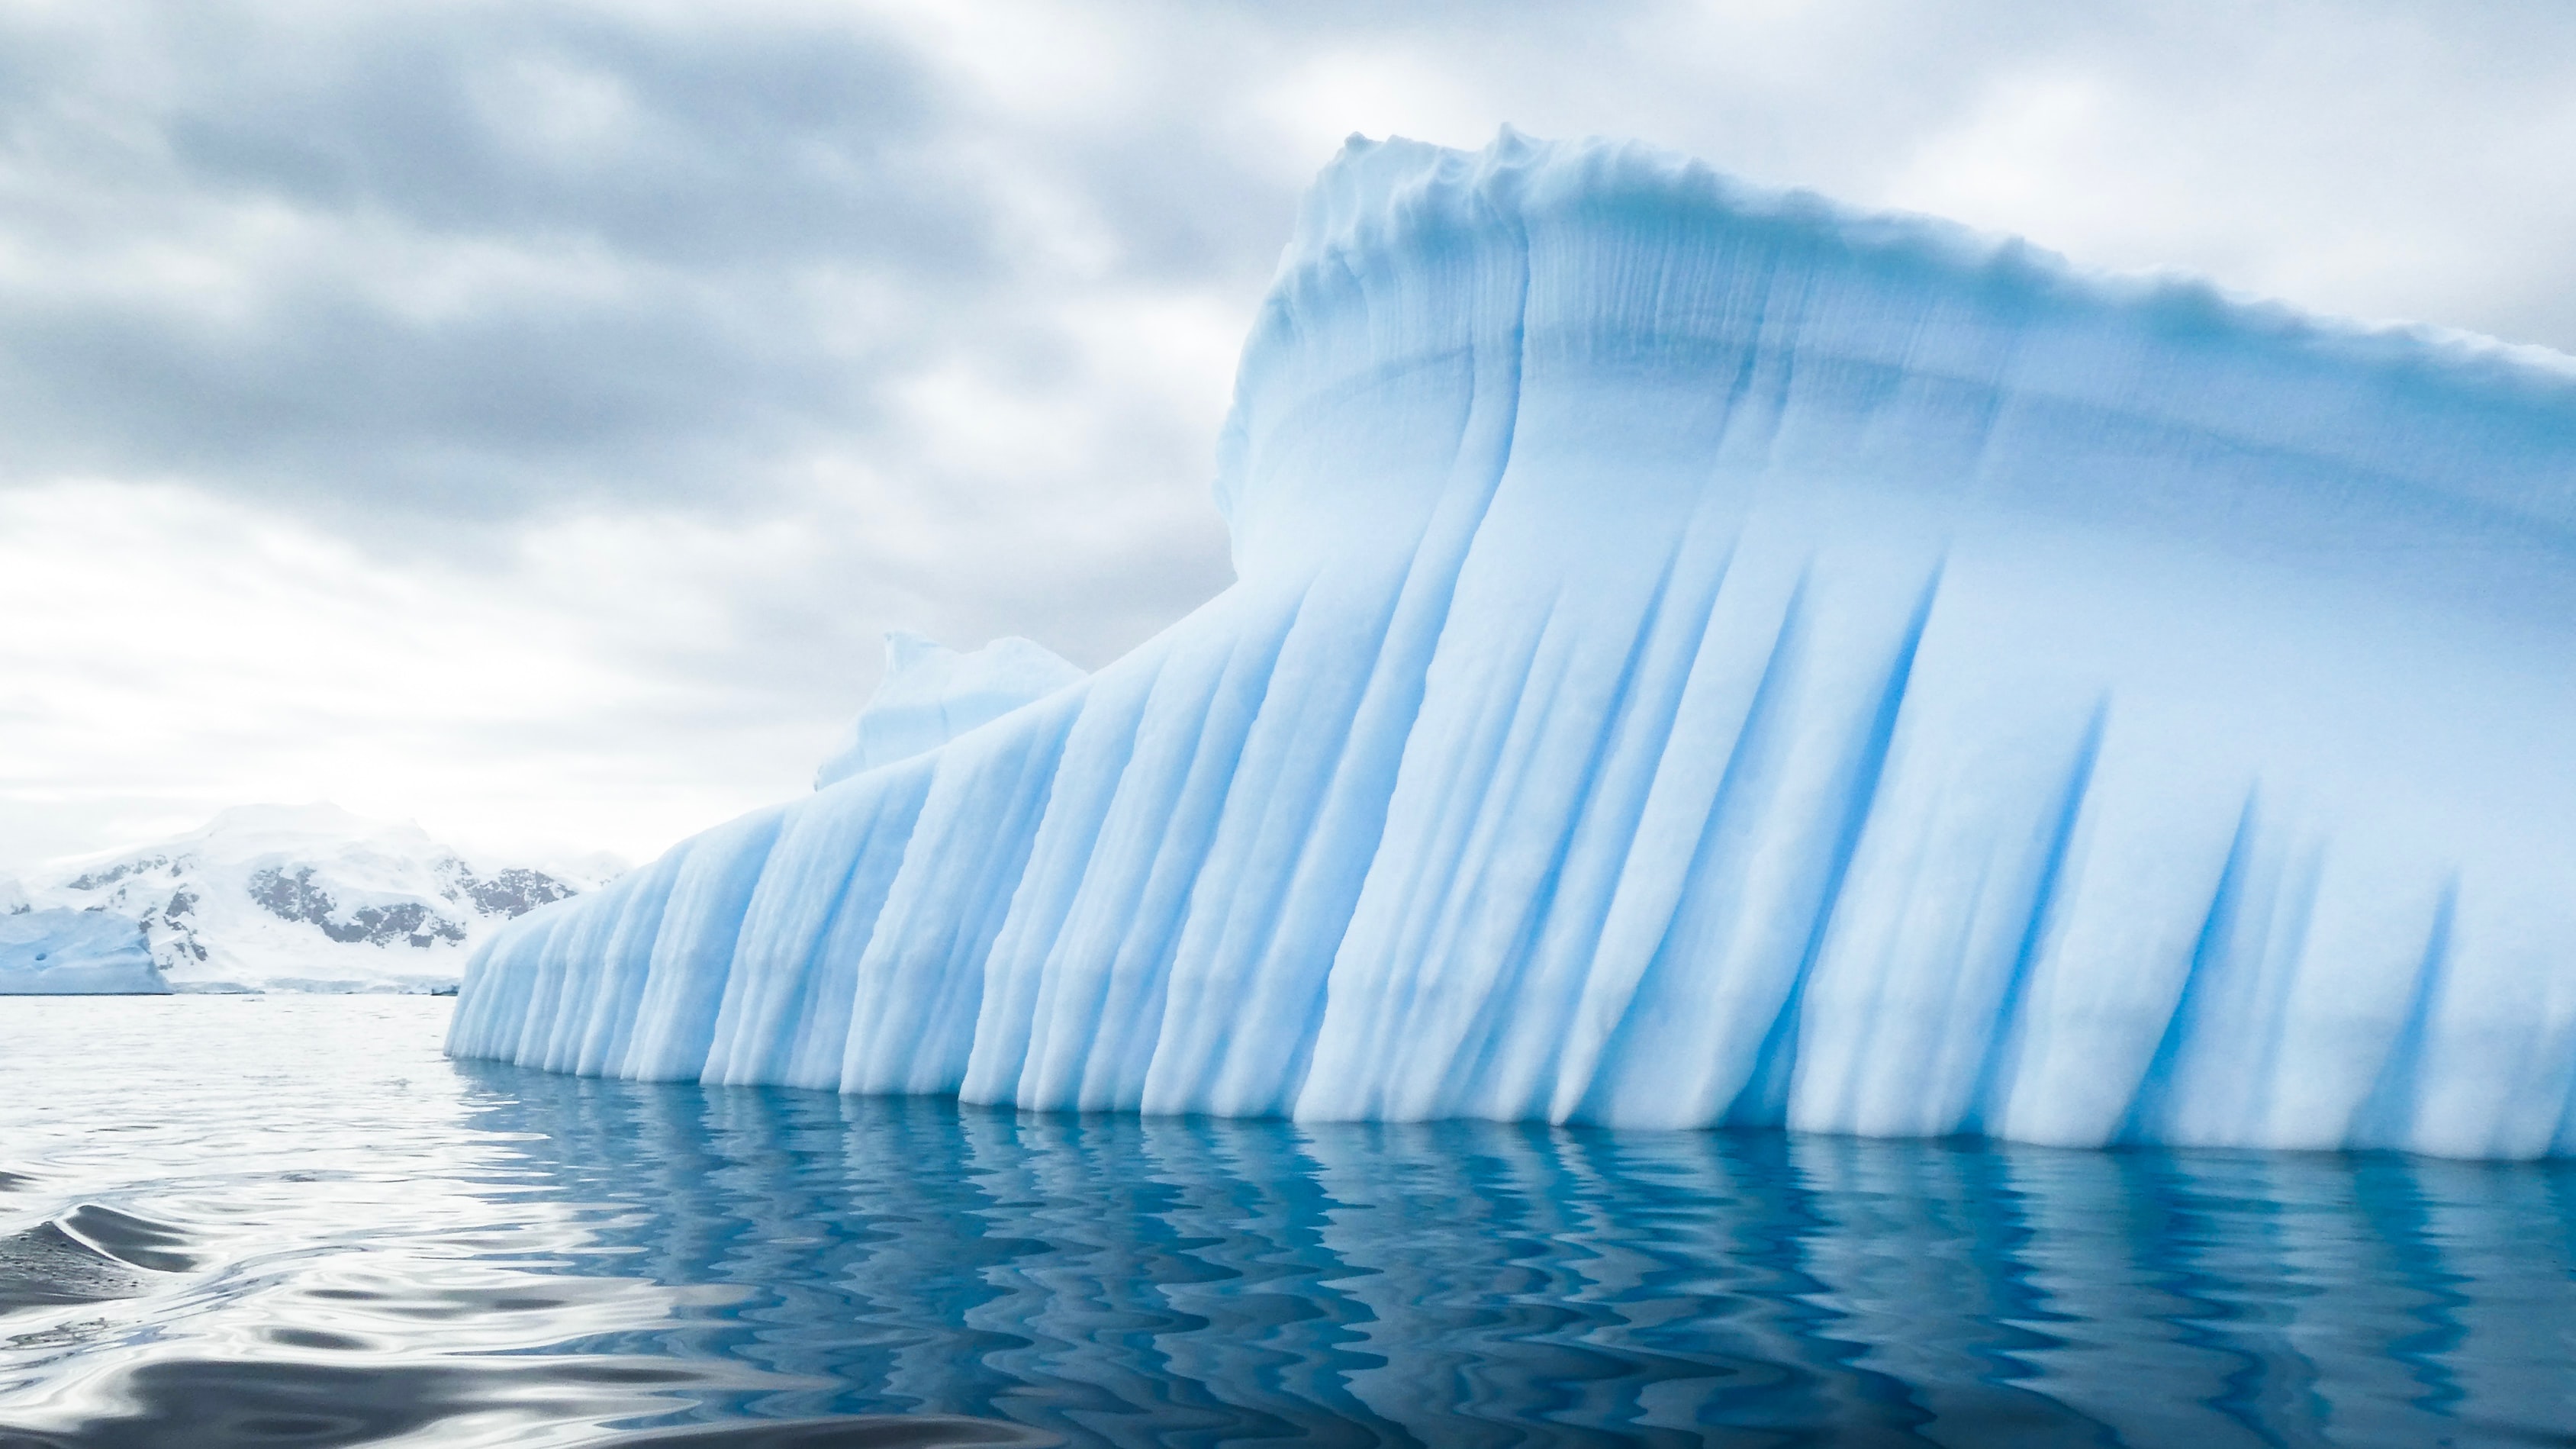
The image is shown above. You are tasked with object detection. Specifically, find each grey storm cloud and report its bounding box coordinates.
[2,0,2571,868]
[0,5,1029,517]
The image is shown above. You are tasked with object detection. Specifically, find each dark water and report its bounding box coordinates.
[2,1000,2571,1447]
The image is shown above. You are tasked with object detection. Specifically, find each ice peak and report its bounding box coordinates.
[814,633,1086,789]
[883,628,947,676]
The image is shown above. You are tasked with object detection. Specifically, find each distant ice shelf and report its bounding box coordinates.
[452,131,2576,1159]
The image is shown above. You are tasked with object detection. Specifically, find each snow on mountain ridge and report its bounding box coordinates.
[29,804,613,992]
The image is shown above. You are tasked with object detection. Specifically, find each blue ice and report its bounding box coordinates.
[451,132,2576,1158]
[0,908,167,994]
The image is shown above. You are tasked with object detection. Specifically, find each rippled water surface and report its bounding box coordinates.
[3,998,2573,1447]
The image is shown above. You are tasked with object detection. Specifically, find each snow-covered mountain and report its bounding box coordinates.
[19,805,620,993]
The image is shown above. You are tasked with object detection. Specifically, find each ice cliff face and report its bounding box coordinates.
[31,804,615,992]
[0,910,166,994]
[451,132,2576,1159]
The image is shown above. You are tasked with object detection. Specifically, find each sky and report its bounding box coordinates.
[3,0,2572,874]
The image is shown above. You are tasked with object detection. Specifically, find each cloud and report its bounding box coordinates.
[2,0,2570,866]
[0,3,1002,517]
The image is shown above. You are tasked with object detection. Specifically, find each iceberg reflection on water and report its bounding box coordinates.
[2,1000,2572,1445]
[447,1068,2576,1445]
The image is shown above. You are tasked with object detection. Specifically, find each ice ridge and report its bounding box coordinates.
[451,131,2576,1158]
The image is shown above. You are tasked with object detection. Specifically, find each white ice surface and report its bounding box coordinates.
[452,132,2576,1158]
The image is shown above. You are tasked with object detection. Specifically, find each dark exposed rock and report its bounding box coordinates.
[66,856,169,892]
[453,866,578,919]
[246,867,471,948]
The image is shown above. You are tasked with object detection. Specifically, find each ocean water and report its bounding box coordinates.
[1,998,2571,1447]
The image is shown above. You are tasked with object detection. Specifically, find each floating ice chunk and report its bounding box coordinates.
[0,909,167,994]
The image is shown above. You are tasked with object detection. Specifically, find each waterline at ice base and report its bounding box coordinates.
[451,131,2576,1160]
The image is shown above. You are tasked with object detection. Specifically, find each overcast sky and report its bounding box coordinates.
[3,0,2571,872]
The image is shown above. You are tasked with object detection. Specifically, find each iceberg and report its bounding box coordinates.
[0,909,168,994]
[815,633,1086,790]
[452,132,2576,1159]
